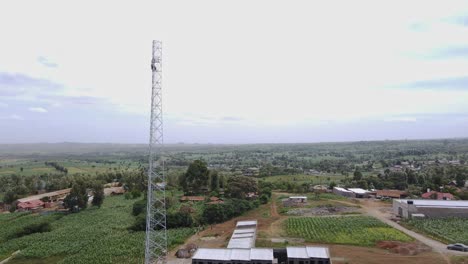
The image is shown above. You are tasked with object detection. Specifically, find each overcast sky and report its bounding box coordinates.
[1,1,468,144]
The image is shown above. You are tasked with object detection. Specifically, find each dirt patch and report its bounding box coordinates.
[330,244,447,264]
[377,241,432,256]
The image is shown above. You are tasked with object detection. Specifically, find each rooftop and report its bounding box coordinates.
[333,187,352,193]
[236,220,257,227]
[395,199,468,208]
[286,246,330,259]
[193,248,274,261]
[228,221,257,249]
[17,189,71,203]
[348,188,369,194]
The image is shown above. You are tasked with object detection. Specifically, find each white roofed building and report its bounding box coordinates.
[347,188,370,198]
[192,248,275,264]
[286,246,331,264]
[393,199,468,218]
[332,187,355,198]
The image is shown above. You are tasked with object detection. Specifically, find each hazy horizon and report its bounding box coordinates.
[1,1,468,144]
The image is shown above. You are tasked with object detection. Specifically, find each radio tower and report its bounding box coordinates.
[145,40,167,264]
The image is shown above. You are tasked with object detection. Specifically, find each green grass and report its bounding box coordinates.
[0,196,196,264]
[286,216,412,246]
[0,159,136,177]
[405,218,468,245]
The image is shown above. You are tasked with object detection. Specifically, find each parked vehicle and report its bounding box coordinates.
[447,243,468,252]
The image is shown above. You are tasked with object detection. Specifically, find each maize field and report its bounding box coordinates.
[405,217,468,244]
[286,216,412,246]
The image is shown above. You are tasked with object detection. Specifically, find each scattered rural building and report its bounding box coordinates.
[333,187,355,198]
[421,191,454,200]
[333,187,370,198]
[104,186,126,196]
[393,199,468,218]
[286,246,331,264]
[309,185,328,193]
[305,169,321,175]
[283,196,308,207]
[347,188,370,198]
[17,188,71,204]
[180,196,205,202]
[227,220,258,249]
[17,200,45,212]
[207,197,224,205]
[376,190,408,199]
[289,196,307,203]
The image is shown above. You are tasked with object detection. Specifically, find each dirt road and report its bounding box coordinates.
[362,200,468,262]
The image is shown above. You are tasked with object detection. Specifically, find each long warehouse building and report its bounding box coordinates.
[393,199,468,218]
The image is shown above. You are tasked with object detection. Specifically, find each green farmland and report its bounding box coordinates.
[286,216,413,246]
[0,196,195,264]
[405,218,468,245]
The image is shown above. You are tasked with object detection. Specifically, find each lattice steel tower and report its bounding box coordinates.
[145,40,167,264]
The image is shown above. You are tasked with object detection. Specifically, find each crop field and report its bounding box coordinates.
[0,196,195,264]
[405,218,468,244]
[286,216,412,246]
[0,159,138,177]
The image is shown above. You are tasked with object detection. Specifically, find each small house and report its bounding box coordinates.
[289,196,307,203]
[180,196,205,202]
[376,190,408,199]
[17,200,44,212]
[421,191,454,200]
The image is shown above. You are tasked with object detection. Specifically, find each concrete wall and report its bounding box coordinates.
[415,207,468,218]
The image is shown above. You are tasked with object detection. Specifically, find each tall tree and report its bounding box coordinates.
[353,168,363,181]
[91,182,105,208]
[210,170,219,192]
[184,160,209,194]
[63,180,88,212]
[226,176,258,199]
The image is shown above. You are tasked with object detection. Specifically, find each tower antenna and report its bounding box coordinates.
[145,40,167,264]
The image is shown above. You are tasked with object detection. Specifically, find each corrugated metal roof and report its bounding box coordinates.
[227,237,255,249]
[193,249,232,261]
[232,233,254,238]
[231,249,251,260]
[250,248,274,260]
[287,246,330,259]
[396,199,468,207]
[233,228,256,234]
[236,220,257,227]
[193,248,274,261]
[334,187,352,193]
[305,247,329,259]
[17,189,71,203]
[348,188,368,194]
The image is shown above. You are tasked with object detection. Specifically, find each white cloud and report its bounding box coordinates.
[0,102,8,108]
[28,107,48,113]
[0,114,23,120]
[1,1,468,143]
